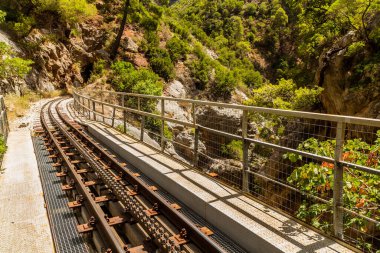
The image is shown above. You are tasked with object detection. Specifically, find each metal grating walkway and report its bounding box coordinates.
[33,135,89,253]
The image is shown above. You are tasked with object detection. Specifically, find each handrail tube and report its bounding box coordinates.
[75,90,380,127]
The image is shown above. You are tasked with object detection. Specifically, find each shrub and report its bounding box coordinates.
[221,140,243,160]
[111,61,163,112]
[92,59,107,76]
[245,79,323,110]
[187,58,211,90]
[213,66,238,98]
[140,16,159,31]
[345,41,366,57]
[0,10,6,23]
[240,68,263,88]
[147,48,174,81]
[144,117,173,140]
[0,43,34,79]
[111,61,162,95]
[166,35,188,62]
[293,86,324,110]
[0,135,6,157]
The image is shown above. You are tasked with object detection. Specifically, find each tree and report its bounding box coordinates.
[0,43,33,79]
[111,0,131,59]
[271,6,288,27]
[328,0,380,46]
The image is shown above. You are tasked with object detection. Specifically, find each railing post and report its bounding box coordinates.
[0,112,4,136]
[160,98,165,151]
[333,121,346,239]
[92,100,96,121]
[100,88,105,123]
[242,110,249,192]
[192,103,199,168]
[138,97,144,141]
[87,98,91,119]
[122,95,126,134]
[140,116,145,141]
[111,107,116,128]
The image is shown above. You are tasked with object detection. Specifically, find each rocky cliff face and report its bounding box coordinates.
[316,32,380,118]
[18,18,108,93]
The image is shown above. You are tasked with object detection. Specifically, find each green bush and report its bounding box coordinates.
[141,16,159,31]
[213,66,239,98]
[221,140,243,160]
[58,0,96,24]
[345,41,366,57]
[144,117,173,140]
[245,79,323,110]
[166,35,188,62]
[111,61,163,112]
[0,43,34,79]
[111,61,162,95]
[32,0,96,25]
[285,133,380,249]
[147,47,174,81]
[0,135,6,157]
[92,59,107,76]
[240,68,263,88]
[0,10,6,23]
[187,58,211,90]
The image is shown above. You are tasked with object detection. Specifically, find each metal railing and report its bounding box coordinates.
[0,95,9,142]
[73,89,380,252]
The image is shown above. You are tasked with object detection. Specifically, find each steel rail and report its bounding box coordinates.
[41,100,126,253]
[55,101,227,253]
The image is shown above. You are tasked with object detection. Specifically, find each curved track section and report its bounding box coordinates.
[39,99,242,253]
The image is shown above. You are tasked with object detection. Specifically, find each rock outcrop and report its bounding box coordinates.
[21,18,108,92]
[316,31,380,118]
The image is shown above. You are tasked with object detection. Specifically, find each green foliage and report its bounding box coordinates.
[240,68,263,88]
[0,135,7,158]
[58,0,96,24]
[166,35,188,62]
[144,117,173,140]
[271,6,288,27]
[92,59,106,76]
[141,16,159,31]
[245,79,323,110]
[0,43,34,79]
[187,57,211,90]
[111,60,162,96]
[221,140,243,160]
[345,41,366,57]
[0,10,6,23]
[147,47,175,81]
[13,15,35,37]
[111,61,163,112]
[286,132,380,249]
[213,65,239,98]
[32,0,96,24]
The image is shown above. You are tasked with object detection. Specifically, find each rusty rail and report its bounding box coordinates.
[40,100,126,253]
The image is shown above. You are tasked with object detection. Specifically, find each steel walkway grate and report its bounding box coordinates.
[33,136,89,253]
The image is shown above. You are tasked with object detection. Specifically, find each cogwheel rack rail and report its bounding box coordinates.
[39,99,227,253]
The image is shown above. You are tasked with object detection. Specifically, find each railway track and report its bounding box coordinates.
[37,99,239,253]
